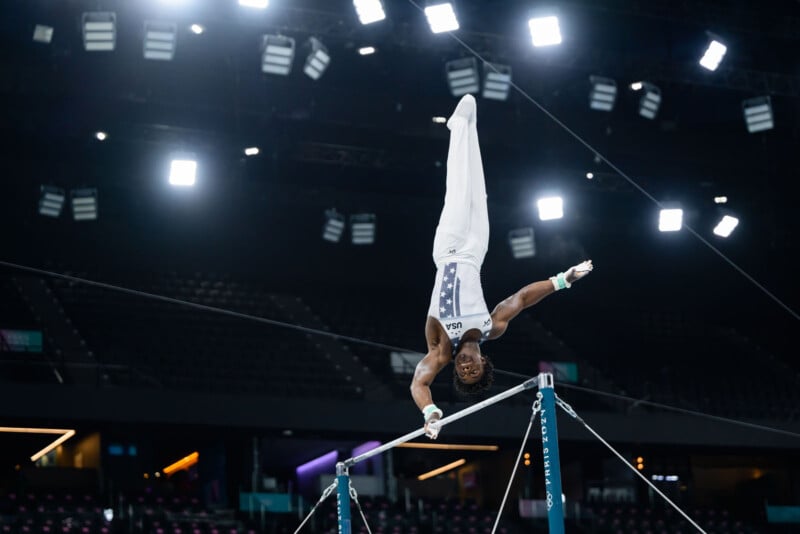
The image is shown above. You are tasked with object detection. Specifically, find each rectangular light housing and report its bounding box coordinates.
[528,16,562,47]
[262,35,295,76]
[658,208,683,232]
[590,75,617,111]
[742,96,774,133]
[446,57,479,97]
[351,213,376,245]
[323,209,345,243]
[304,37,331,80]
[39,186,65,218]
[33,25,54,44]
[144,21,177,61]
[713,215,739,237]
[71,188,98,221]
[170,158,197,187]
[82,12,116,52]
[537,197,563,221]
[699,40,726,71]
[639,83,661,120]
[353,0,386,25]
[425,3,459,34]
[482,63,512,101]
[508,227,535,259]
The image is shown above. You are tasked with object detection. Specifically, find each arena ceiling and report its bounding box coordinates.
[0,0,798,362]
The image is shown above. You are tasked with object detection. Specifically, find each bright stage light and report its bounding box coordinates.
[742,96,774,133]
[304,37,331,80]
[432,116,447,124]
[445,57,479,97]
[144,21,177,61]
[528,16,562,47]
[589,76,617,111]
[699,39,726,71]
[239,0,269,8]
[658,208,683,232]
[638,83,661,120]
[323,209,345,243]
[82,12,116,52]
[351,213,376,245]
[189,24,204,35]
[714,196,728,204]
[358,46,376,56]
[630,81,643,91]
[71,189,98,221]
[482,63,512,101]
[39,186,65,218]
[508,227,535,259]
[170,158,197,187]
[353,0,386,25]
[33,25,54,44]
[261,35,295,76]
[425,3,459,34]
[537,197,563,221]
[713,215,739,237]
[95,131,108,141]
[244,147,259,156]
[586,172,594,179]
[163,452,199,475]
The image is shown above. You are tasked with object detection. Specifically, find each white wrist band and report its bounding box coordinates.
[550,272,571,291]
[422,404,443,421]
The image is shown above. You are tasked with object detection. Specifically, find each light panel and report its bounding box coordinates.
[482,63,512,101]
[742,96,774,133]
[323,209,345,243]
[658,208,683,232]
[445,57,479,97]
[590,75,617,111]
[351,213,376,245]
[713,215,739,237]
[528,16,562,47]
[425,3,459,34]
[508,227,535,259]
[537,197,563,221]
[33,25,54,44]
[699,39,727,71]
[353,0,386,25]
[82,12,116,52]
[39,186,65,218]
[638,83,661,120]
[261,35,295,76]
[304,37,331,80]
[170,159,197,187]
[71,188,98,221]
[144,21,177,61]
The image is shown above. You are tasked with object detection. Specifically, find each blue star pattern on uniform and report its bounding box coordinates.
[439,262,459,318]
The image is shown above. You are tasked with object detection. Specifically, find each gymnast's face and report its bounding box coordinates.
[454,348,485,384]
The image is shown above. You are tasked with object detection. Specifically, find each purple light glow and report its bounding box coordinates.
[351,441,381,458]
[296,450,338,477]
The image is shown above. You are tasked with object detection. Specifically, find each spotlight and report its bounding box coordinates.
[82,12,116,52]
[482,63,512,101]
[322,209,345,243]
[169,157,197,187]
[425,3,459,34]
[353,0,386,25]
[239,0,269,8]
[95,131,108,141]
[350,213,376,245]
[508,228,536,259]
[589,76,617,111]
[638,83,661,120]
[432,116,447,124]
[536,197,563,221]
[445,57,479,97]
[630,81,643,91]
[32,25,54,44]
[304,37,331,80]
[38,186,65,218]
[261,35,295,76]
[742,96,773,133]
[585,172,594,179]
[699,38,726,71]
[658,208,683,232]
[71,188,98,221]
[358,46,376,56]
[713,215,739,238]
[528,16,562,47]
[244,147,259,156]
[143,21,177,61]
[189,24,204,35]
[714,196,728,204]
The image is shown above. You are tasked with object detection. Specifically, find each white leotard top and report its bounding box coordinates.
[428,261,493,353]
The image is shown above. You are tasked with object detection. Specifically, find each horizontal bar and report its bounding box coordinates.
[343,375,539,467]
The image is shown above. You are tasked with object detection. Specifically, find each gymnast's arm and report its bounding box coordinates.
[410,319,450,411]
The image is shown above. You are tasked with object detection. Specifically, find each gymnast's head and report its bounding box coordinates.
[452,344,494,395]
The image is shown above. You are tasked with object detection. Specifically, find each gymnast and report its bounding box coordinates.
[410,94,593,439]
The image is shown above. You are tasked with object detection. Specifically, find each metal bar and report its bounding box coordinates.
[538,373,565,534]
[343,376,538,467]
[335,463,352,534]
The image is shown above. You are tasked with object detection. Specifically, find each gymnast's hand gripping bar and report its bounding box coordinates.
[342,375,540,468]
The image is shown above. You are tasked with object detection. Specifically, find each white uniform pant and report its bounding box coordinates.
[432,95,489,270]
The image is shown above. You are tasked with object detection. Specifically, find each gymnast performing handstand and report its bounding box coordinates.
[411,94,593,439]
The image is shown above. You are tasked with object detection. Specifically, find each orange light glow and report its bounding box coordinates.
[163,452,199,475]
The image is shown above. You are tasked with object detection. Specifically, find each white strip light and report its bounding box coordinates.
[659,208,683,232]
[639,83,662,120]
[446,57,479,97]
[508,228,536,259]
[590,76,617,111]
[323,209,345,243]
[71,188,98,221]
[482,63,512,101]
[353,0,386,25]
[261,35,295,76]
[699,39,727,71]
[742,96,774,133]
[713,215,739,237]
[537,197,563,221]
[351,214,376,245]
[358,46,376,56]
[144,21,177,61]
[528,16,562,47]
[304,37,331,80]
[425,3,459,34]
[39,186,65,218]
[82,12,116,52]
